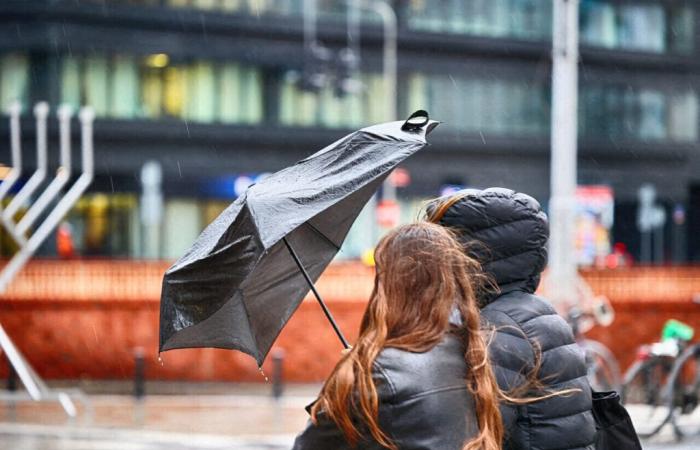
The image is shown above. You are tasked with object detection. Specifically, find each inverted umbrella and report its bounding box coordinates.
[159,111,438,366]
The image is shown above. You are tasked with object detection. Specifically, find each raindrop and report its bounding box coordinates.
[258,367,269,382]
[157,354,164,366]
[448,74,457,89]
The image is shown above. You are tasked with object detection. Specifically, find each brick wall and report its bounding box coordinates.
[0,261,698,382]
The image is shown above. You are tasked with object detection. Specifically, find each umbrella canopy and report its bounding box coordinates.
[159,112,438,366]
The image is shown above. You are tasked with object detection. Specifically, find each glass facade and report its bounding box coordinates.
[406,0,552,41]
[91,0,378,22]
[278,70,389,128]
[580,1,694,54]
[405,70,699,143]
[82,0,697,55]
[55,52,392,128]
[0,53,30,112]
[53,193,230,259]
[61,54,264,123]
[404,72,550,136]
[580,84,698,142]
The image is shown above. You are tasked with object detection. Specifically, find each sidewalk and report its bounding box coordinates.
[1,382,699,449]
[0,382,318,449]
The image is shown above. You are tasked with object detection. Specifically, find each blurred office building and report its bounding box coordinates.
[0,0,699,264]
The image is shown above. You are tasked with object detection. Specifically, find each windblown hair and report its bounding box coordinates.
[311,222,504,450]
[424,191,471,225]
[422,192,500,306]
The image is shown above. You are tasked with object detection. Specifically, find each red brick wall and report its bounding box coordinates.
[0,261,370,382]
[0,297,363,382]
[0,261,699,382]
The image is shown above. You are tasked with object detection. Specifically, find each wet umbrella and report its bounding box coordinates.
[159,111,438,366]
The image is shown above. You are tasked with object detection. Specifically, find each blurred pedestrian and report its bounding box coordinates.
[426,188,596,450]
[293,222,507,450]
[56,221,75,259]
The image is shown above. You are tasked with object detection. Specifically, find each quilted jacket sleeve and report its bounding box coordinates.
[482,292,596,450]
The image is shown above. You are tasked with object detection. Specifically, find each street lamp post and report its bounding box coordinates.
[302,1,399,240]
[359,0,399,235]
[549,0,580,306]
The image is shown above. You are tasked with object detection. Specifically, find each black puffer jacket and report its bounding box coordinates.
[292,334,479,450]
[436,187,596,450]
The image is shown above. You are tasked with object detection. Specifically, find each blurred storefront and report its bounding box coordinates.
[0,0,698,263]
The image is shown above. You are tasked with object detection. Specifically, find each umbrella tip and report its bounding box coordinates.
[401,110,430,132]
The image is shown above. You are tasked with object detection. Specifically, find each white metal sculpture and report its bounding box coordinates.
[0,101,94,418]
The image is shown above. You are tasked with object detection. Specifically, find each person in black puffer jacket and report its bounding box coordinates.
[427,187,596,450]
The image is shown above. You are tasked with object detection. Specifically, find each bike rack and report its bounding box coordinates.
[0,101,94,420]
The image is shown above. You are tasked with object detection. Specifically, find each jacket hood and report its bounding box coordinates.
[435,187,549,297]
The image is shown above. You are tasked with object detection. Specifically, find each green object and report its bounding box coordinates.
[662,319,695,342]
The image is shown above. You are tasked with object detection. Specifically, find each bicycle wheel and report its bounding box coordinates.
[580,339,622,393]
[666,344,700,437]
[621,355,675,437]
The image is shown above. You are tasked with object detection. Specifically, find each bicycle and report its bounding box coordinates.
[654,295,700,439]
[540,273,622,393]
[664,333,700,438]
[568,301,622,394]
[621,319,693,438]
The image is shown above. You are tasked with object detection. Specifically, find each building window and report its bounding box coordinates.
[580,84,699,143]
[59,54,264,124]
[405,0,552,41]
[580,1,694,54]
[278,70,388,128]
[405,72,550,137]
[0,53,30,112]
[64,193,139,258]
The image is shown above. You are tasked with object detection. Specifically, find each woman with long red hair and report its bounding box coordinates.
[292,222,504,450]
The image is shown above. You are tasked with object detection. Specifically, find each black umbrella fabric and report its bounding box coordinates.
[159,112,438,366]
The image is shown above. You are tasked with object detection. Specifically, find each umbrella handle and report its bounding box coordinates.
[401,110,429,132]
[283,237,350,349]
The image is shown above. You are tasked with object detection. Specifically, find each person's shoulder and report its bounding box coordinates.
[482,291,558,323]
[374,334,468,399]
[375,334,465,372]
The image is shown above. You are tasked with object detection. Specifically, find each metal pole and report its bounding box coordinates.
[348,0,361,60]
[303,0,318,50]
[133,347,145,400]
[0,324,44,400]
[365,0,398,204]
[3,102,50,246]
[0,107,94,293]
[17,105,74,235]
[548,0,579,306]
[282,237,350,349]
[0,102,23,208]
[654,223,664,265]
[271,348,285,399]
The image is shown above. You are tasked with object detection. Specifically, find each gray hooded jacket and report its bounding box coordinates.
[436,187,596,450]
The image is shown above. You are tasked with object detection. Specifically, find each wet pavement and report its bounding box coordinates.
[1,382,699,449]
[0,382,313,449]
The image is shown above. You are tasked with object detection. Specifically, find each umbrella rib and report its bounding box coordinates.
[305,221,341,250]
[282,237,350,349]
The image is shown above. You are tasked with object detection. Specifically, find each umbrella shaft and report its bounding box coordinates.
[282,237,350,349]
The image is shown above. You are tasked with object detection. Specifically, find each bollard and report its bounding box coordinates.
[133,347,145,400]
[271,348,285,399]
